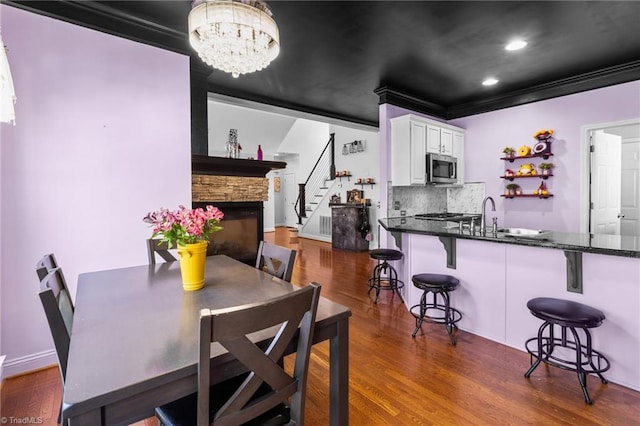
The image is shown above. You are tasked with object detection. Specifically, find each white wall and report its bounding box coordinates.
[301,125,381,246]
[0,5,191,378]
[206,101,381,238]
[278,119,330,180]
[207,99,296,159]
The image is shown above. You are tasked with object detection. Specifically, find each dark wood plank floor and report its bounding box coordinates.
[2,227,639,425]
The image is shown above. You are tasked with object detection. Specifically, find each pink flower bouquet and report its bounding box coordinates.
[143,205,224,248]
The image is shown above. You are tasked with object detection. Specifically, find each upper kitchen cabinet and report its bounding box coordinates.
[391,115,427,185]
[427,125,453,156]
[391,114,465,186]
[453,130,465,184]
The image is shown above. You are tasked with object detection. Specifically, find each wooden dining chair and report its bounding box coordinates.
[37,267,74,424]
[155,283,321,426]
[36,253,73,309]
[36,253,58,279]
[147,238,177,265]
[255,241,297,282]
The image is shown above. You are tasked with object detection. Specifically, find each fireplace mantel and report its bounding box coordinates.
[192,155,286,177]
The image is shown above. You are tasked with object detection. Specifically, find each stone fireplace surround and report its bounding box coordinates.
[191,155,286,264]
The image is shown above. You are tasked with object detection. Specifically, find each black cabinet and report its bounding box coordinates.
[331,206,370,252]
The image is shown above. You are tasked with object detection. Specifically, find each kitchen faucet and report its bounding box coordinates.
[481,196,496,236]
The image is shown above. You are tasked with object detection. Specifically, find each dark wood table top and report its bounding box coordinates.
[63,255,351,423]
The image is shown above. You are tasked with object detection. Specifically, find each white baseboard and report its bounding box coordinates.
[264,226,275,233]
[2,350,57,379]
[0,354,5,381]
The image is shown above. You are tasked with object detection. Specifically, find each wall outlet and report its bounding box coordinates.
[394,201,400,210]
[400,210,406,216]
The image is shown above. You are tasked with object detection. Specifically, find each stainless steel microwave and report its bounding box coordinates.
[426,153,457,184]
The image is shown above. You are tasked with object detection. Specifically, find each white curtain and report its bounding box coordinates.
[0,33,16,125]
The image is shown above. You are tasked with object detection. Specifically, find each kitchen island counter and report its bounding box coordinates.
[379,216,640,392]
[380,216,640,258]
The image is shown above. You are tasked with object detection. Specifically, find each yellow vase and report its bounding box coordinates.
[177,241,208,291]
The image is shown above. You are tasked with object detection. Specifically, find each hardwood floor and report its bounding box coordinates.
[2,227,639,425]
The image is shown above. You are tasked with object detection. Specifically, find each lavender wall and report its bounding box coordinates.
[380,81,640,232]
[0,5,191,377]
[450,81,640,232]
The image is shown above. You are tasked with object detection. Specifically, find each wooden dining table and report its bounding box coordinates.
[62,255,351,425]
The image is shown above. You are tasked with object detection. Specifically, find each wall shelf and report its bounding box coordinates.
[501,153,554,162]
[501,194,554,199]
[335,174,352,181]
[501,146,554,199]
[501,174,553,181]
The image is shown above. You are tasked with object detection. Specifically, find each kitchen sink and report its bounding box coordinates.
[497,228,550,237]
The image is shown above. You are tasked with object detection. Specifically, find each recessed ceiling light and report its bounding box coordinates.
[482,78,499,86]
[505,40,527,51]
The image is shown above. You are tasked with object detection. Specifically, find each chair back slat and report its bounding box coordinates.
[36,253,72,302]
[38,268,74,381]
[36,253,73,308]
[198,283,321,426]
[255,241,297,282]
[147,238,177,265]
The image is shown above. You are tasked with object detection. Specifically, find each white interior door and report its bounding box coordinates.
[621,141,640,236]
[590,130,622,234]
[284,172,297,227]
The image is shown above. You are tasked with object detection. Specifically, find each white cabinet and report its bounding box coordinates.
[426,125,453,155]
[453,131,465,185]
[391,114,465,186]
[441,128,453,156]
[391,116,426,185]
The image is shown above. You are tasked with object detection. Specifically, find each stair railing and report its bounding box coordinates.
[295,133,336,224]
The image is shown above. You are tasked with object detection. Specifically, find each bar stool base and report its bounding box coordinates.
[524,322,610,404]
[367,260,404,304]
[410,291,462,345]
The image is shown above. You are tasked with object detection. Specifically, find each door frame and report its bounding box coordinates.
[580,118,640,233]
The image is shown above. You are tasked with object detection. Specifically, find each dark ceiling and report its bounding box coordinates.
[7,1,640,127]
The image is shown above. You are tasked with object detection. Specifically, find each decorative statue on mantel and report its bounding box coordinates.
[225,129,242,158]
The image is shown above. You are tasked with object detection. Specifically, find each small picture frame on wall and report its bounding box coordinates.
[347,189,363,204]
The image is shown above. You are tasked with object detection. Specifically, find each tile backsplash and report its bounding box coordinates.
[446,183,485,214]
[389,183,485,216]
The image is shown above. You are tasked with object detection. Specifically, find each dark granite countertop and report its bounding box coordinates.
[379,216,640,258]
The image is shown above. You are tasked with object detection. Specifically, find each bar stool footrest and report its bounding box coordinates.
[525,336,611,376]
[367,277,405,291]
[409,303,462,325]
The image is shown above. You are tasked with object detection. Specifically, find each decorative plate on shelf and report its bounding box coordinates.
[533,140,551,154]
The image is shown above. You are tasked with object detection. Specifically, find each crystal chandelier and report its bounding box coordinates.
[188,0,280,78]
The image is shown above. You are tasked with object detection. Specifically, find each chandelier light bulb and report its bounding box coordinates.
[188,0,280,78]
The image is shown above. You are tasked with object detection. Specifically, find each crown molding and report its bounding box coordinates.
[374,87,447,119]
[3,0,191,55]
[376,61,640,121]
[448,60,640,119]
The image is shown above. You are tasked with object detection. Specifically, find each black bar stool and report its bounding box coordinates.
[367,248,404,303]
[524,297,610,404]
[410,273,462,344]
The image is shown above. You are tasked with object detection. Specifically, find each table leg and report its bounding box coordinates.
[330,318,349,426]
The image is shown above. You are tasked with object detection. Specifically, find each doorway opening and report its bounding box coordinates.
[581,119,640,235]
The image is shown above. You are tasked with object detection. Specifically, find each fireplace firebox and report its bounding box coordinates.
[193,201,262,266]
